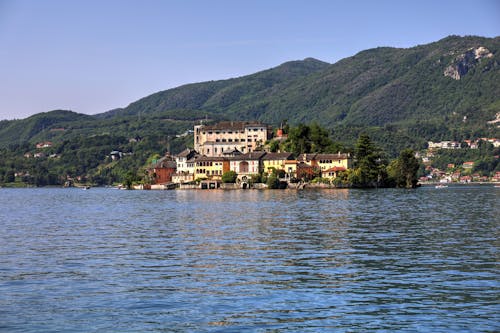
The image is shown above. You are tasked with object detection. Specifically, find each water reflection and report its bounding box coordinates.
[0,187,498,332]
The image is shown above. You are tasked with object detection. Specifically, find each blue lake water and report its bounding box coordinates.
[0,186,498,332]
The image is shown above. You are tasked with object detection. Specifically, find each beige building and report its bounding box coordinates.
[194,121,271,157]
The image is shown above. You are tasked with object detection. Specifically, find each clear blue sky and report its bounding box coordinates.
[0,0,498,120]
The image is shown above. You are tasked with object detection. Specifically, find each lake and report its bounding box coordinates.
[0,186,498,332]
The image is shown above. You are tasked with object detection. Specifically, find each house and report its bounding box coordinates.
[194,156,230,181]
[172,149,201,184]
[229,151,267,181]
[492,172,500,182]
[149,154,177,184]
[36,141,52,149]
[460,175,472,183]
[194,121,271,156]
[462,161,474,169]
[175,149,198,173]
[262,152,295,174]
[428,141,460,150]
[110,151,123,160]
[322,166,347,180]
[296,153,352,178]
[315,153,352,171]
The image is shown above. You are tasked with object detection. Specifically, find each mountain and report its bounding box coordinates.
[97,35,500,152]
[1,35,499,155]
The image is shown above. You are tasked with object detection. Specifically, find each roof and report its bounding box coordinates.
[315,153,350,159]
[323,166,347,172]
[229,151,267,161]
[262,152,295,160]
[297,153,350,161]
[152,155,177,168]
[176,148,197,158]
[195,156,229,162]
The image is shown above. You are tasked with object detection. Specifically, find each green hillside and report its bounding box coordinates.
[100,35,499,152]
[0,35,499,185]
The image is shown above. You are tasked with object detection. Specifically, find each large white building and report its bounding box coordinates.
[194,121,271,157]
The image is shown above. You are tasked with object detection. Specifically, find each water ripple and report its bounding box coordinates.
[0,187,498,332]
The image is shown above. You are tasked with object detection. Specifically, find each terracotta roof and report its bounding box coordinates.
[323,166,346,172]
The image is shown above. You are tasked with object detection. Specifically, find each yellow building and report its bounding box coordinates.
[194,156,230,180]
[315,153,352,171]
[262,152,295,174]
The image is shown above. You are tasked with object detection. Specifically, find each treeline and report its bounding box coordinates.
[0,133,190,187]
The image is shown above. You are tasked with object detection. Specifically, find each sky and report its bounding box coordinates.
[0,0,498,120]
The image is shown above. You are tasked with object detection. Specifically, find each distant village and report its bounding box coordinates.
[419,138,500,185]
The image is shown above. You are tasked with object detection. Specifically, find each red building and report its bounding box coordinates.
[150,154,177,184]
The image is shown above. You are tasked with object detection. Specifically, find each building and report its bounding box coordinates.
[294,153,352,180]
[194,156,230,180]
[149,154,177,184]
[175,149,198,173]
[322,166,347,180]
[194,121,271,157]
[462,161,474,169]
[296,153,352,170]
[428,141,461,150]
[36,141,52,149]
[262,152,295,174]
[229,152,267,181]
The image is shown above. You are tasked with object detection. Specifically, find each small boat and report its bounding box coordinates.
[435,184,448,189]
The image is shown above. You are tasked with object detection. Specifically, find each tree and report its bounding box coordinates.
[352,134,388,187]
[5,170,15,183]
[221,170,237,183]
[283,123,337,155]
[388,149,420,188]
